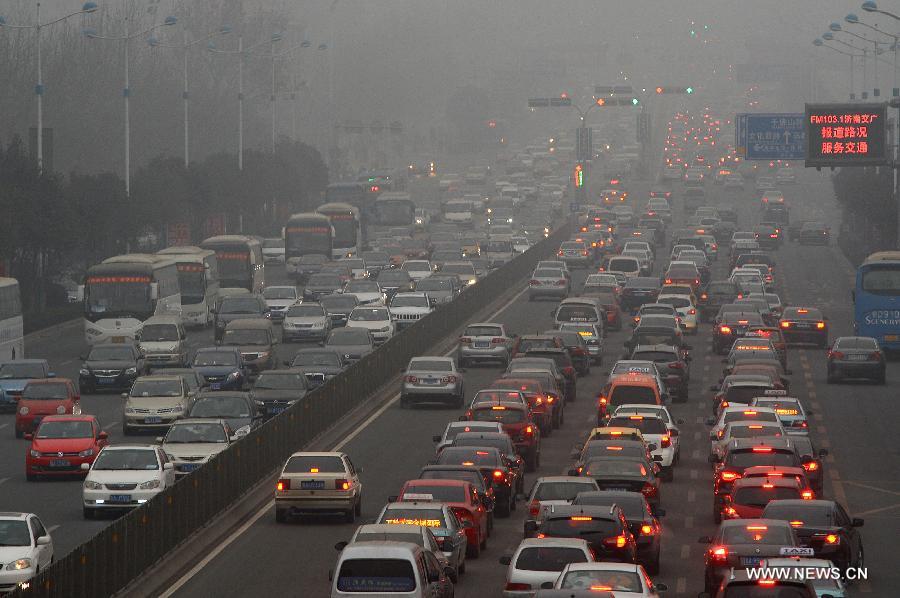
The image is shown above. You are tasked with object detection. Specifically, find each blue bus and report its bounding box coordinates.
[854,251,900,349]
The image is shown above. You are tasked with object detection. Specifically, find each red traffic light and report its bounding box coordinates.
[561,92,569,99]
[487,120,497,128]
[596,98,606,106]
[656,87,664,94]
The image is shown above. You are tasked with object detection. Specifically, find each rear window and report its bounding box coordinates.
[517,338,558,352]
[542,517,620,539]
[401,485,466,502]
[733,486,801,507]
[283,455,345,473]
[763,503,834,526]
[420,469,484,490]
[514,547,589,572]
[464,326,502,337]
[608,258,640,273]
[556,305,599,322]
[533,481,599,501]
[559,570,642,592]
[728,424,782,439]
[631,351,678,364]
[470,408,525,424]
[728,450,800,469]
[834,337,877,349]
[408,359,452,372]
[437,447,501,466]
[721,525,793,545]
[725,387,774,405]
[584,459,647,477]
[337,558,416,593]
[23,383,69,400]
[607,417,667,434]
[724,411,779,424]
[609,385,657,405]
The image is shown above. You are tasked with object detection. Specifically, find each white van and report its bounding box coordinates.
[553,297,604,328]
[331,541,454,597]
[605,256,641,279]
[138,315,188,369]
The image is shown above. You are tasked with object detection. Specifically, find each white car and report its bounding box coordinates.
[400,260,434,281]
[705,405,781,444]
[346,306,394,344]
[623,241,654,260]
[750,396,810,435]
[82,444,175,518]
[160,418,234,476]
[710,420,786,462]
[262,286,299,321]
[342,280,385,306]
[605,413,677,481]
[0,513,53,592]
[500,537,595,598]
[612,404,683,455]
[442,199,473,224]
[389,292,433,330]
[657,293,698,334]
[511,236,531,254]
[551,561,666,595]
[261,237,285,264]
[670,244,696,262]
[337,258,367,279]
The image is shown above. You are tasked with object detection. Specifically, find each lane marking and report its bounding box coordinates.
[162,282,535,595]
[676,577,686,594]
[853,502,900,518]
[0,423,7,431]
[103,421,120,431]
[843,480,900,498]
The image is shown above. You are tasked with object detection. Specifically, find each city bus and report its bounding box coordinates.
[80,254,181,345]
[156,246,220,327]
[325,182,371,245]
[316,203,361,259]
[373,192,416,232]
[284,213,334,278]
[854,251,900,351]
[199,235,265,293]
[0,278,24,360]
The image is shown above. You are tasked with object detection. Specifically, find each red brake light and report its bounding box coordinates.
[816,322,826,329]
[720,471,741,481]
[529,500,540,517]
[824,533,840,544]
[660,435,671,448]
[780,321,791,328]
[752,447,773,452]
[603,534,628,548]
[335,479,350,491]
[459,336,473,344]
[802,490,814,499]
[276,479,290,492]
[803,461,819,471]
[720,326,732,334]
[525,425,534,435]
[709,545,728,561]
[493,469,505,478]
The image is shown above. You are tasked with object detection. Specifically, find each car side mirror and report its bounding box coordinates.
[79,354,87,361]
[648,443,658,452]
[652,455,663,462]
[334,541,348,551]
[852,517,864,527]
[458,415,467,422]
[163,462,174,470]
[499,555,512,566]
[461,519,475,528]
[98,431,108,440]
[282,360,291,366]
[656,508,666,517]
[432,435,442,443]
[524,520,539,535]
[36,535,51,546]
[540,581,554,590]
[24,433,33,441]
[567,468,580,476]
[80,463,90,471]
[676,418,685,425]
[156,436,165,444]
[656,583,668,592]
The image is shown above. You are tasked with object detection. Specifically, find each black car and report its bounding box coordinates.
[625,324,689,355]
[753,224,782,249]
[450,431,525,495]
[827,336,885,384]
[435,446,517,517]
[286,348,345,388]
[619,277,662,313]
[79,343,145,392]
[320,294,359,328]
[799,221,830,245]
[303,273,344,301]
[713,311,764,354]
[580,456,661,512]
[697,281,739,322]
[572,490,664,574]
[543,330,592,376]
[527,504,637,564]
[762,499,864,572]
[779,306,828,348]
[188,391,260,437]
[213,294,269,342]
[524,349,577,402]
[629,343,690,401]
[250,368,309,419]
[376,269,415,300]
[191,347,247,391]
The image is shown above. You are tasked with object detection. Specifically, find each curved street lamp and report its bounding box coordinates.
[847,12,900,93]
[814,37,863,98]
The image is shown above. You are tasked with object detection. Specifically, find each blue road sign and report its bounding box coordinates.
[740,113,806,160]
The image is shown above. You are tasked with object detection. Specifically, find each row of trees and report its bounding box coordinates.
[832,166,896,266]
[0,136,328,311]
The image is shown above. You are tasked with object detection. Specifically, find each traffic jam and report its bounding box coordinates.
[0,107,873,598]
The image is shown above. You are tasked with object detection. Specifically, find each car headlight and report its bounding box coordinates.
[83,479,102,490]
[19,406,28,415]
[29,449,40,458]
[79,368,90,376]
[171,404,183,412]
[226,371,241,380]
[254,400,265,407]
[379,326,391,332]
[233,425,251,438]
[6,559,32,571]
[166,453,176,460]
[124,405,135,414]
[79,448,95,457]
[56,405,66,415]
[125,367,137,375]
[139,479,161,490]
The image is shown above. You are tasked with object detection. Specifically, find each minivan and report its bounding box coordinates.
[331,541,454,598]
[553,298,604,328]
[139,315,188,369]
[219,319,277,376]
[604,256,641,279]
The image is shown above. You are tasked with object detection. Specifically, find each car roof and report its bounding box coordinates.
[338,541,424,558]
[515,537,591,549]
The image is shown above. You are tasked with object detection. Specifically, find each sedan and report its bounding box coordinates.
[281,302,331,343]
[528,267,570,301]
[325,328,375,364]
[401,356,465,408]
[82,444,175,518]
[779,307,828,348]
[25,415,109,480]
[826,336,885,384]
[346,306,395,344]
[187,392,259,437]
[160,419,235,476]
[457,322,514,367]
[250,369,309,419]
[191,347,246,391]
[0,513,54,592]
[79,343,145,393]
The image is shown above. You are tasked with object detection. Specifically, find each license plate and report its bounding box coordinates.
[145,417,162,424]
[474,342,490,348]
[741,557,762,566]
[112,336,126,344]
[795,323,811,329]
[180,463,200,472]
[97,378,115,385]
[269,406,286,415]
[210,383,221,391]
[301,480,325,490]
[423,378,440,385]
[50,459,70,467]
[109,494,131,503]
[847,354,868,360]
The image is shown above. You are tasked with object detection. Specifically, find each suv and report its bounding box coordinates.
[138,315,188,369]
[390,292,434,330]
[457,322,515,367]
[220,319,277,376]
[528,504,636,563]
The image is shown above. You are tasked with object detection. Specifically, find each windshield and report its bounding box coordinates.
[175,267,205,304]
[337,559,416,593]
[322,296,357,311]
[559,570,642,592]
[346,281,379,293]
[350,308,389,321]
[730,451,800,469]
[85,276,152,317]
[222,329,269,345]
[254,372,307,390]
[392,296,429,308]
[287,305,325,317]
[36,420,93,439]
[409,359,452,372]
[219,297,261,314]
[292,352,341,367]
[285,224,331,255]
[23,383,68,400]
[733,486,801,507]
[140,324,179,342]
[130,379,182,397]
[401,485,466,502]
[328,329,370,345]
[263,287,296,300]
[193,352,237,367]
[165,422,227,443]
[514,547,589,572]
[0,521,31,547]
[609,386,657,405]
[0,362,45,379]
[190,396,251,418]
[88,346,134,361]
[533,481,598,501]
[93,448,159,470]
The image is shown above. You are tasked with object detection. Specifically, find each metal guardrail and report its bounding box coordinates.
[14,221,572,598]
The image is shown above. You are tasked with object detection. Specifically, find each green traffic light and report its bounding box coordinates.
[631,98,639,105]
[686,87,694,94]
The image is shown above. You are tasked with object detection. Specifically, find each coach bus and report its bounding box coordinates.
[80,254,181,345]
[316,203,361,259]
[854,251,900,351]
[284,213,334,277]
[0,278,24,360]
[156,246,220,327]
[199,235,265,293]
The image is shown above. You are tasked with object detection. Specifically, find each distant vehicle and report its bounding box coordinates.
[0,277,24,360]
[316,203,361,259]
[199,235,265,293]
[283,213,334,278]
[156,246,220,327]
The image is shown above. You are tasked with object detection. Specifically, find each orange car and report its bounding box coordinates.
[597,373,662,423]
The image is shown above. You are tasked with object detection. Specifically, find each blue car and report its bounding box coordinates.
[191,347,247,391]
[0,360,54,413]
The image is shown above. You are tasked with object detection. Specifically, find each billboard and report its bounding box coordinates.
[805,103,888,167]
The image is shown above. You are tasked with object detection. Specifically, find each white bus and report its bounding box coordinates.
[200,235,265,293]
[80,254,181,345]
[316,202,361,259]
[0,278,24,360]
[156,246,220,327]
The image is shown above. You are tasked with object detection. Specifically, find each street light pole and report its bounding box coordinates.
[815,38,863,99]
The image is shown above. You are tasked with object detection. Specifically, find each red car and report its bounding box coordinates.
[463,402,541,472]
[487,378,552,435]
[396,479,489,558]
[721,476,812,520]
[25,415,108,480]
[15,378,80,438]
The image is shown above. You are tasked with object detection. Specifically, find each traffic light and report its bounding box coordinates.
[573,163,584,188]
[654,86,695,94]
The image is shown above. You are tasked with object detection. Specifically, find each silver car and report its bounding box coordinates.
[500,537,596,598]
[281,302,331,343]
[528,267,570,301]
[400,356,465,408]
[457,322,514,367]
[324,328,375,364]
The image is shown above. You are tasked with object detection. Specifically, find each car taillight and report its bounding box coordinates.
[335,479,351,491]
[828,351,843,359]
[405,375,418,383]
[276,479,290,492]
[780,321,791,328]
[529,500,541,517]
[529,279,540,286]
[822,533,840,544]
[641,483,657,497]
[556,279,567,286]
[816,322,826,329]
[459,336,472,344]
[557,250,565,257]
[491,337,505,344]
[452,507,474,523]
[603,535,628,548]
[660,435,671,448]
[493,470,506,482]
[664,278,672,284]
[525,425,534,435]
[505,583,531,591]
[870,351,883,361]
[720,326,732,334]
[709,545,729,561]
[668,361,684,370]
[700,293,708,300]
[803,461,819,472]
[582,250,589,256]
[695,279,700,285]
[801,490,814,500]
[546,395,555,403]
[720,471,741,482]
[441,375,457,384]
[640,523,655,535]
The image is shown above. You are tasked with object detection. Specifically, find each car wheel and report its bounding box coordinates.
[83,507,95,520]
[275,509,288,523]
